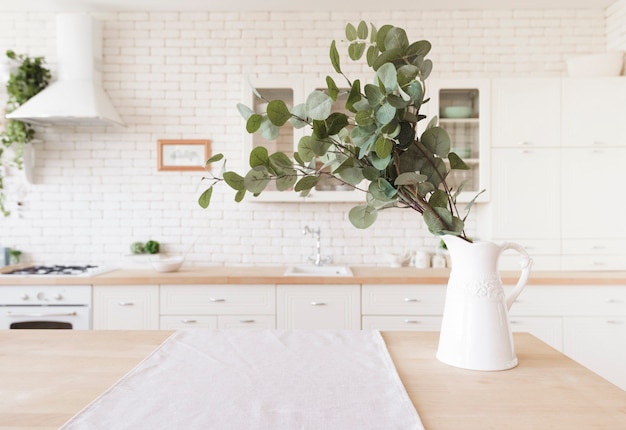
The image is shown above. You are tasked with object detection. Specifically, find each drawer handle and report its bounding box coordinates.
[118,302,134,306]
[310,302,327,306]
[404,298,420,302]
[510,320,520,324]
[209,298,225,302]
[239,319,256,323]
[404,319,420,324]
[181,319,197,324]
[607,299,623,304]
[607,320,624,324]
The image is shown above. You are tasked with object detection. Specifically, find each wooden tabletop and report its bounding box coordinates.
[1,330,625,429]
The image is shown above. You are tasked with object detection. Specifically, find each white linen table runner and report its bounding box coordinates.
[60,329,424,430]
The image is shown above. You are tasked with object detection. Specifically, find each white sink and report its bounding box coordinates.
[283,265,354,277]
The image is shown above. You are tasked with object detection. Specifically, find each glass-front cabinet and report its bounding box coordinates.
[242,78,490,203]
[243,78,364,202]
[424,79,490,203]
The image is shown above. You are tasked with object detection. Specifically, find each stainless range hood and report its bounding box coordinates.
[6,13,124,127]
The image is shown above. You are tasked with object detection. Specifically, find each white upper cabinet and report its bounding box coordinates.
[491,78,561,148]
[561,78,626,147]
[426,78,491,203]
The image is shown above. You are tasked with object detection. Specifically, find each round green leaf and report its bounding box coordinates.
[223,171,245,191]
[348,42,366,61]
[246,114,262,133]
[345,23,357,41]
[357,20,368,39]
[198,186,213,209]
[294,175,320,192]
[244,167,271,194]
[305,90,333,121]
[249,146,269,168]
[349,205,378,229]
[266,99,291,126]
[259,117,280,140]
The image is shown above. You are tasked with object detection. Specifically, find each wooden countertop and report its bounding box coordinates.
[1,330,625,429]
[2,265,626,286]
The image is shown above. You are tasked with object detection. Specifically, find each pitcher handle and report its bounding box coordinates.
[499,242,533,310]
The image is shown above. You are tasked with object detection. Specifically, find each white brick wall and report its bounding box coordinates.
[0,8,612,267]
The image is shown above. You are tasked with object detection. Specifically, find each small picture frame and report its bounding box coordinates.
[157,139,211,171]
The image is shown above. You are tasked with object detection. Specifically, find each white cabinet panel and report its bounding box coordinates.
[509,316,562,351]
[561,148,626,239]
[561,78,626,147]
[160,285,275,315]
[276,285,360,329]
[160,315,217,329]
[491,78,561,148]
[217,315,275,329]
[362,316,442,331]
[564,317,626,391]
[491,148,561,240]
[93,285,159,330]
[362,285,445,315]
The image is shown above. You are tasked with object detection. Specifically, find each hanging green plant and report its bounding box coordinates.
[0,49,51,216]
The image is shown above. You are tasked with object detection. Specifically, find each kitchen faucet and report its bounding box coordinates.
[303,226,331,266]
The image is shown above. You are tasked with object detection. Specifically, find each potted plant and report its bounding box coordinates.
[0,50,51,216]
[199,22,533,371]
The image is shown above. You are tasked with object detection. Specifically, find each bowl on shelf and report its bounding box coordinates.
[566,52,624,77]
[149,256,185,273]
[441,106,473,119]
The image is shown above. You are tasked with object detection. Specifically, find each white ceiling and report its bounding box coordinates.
[0,0,618,12]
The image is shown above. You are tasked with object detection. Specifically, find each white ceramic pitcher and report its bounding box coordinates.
[436,235,533,371]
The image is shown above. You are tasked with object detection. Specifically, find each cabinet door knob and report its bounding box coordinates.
[404,298,420,302]
[310,302,327,306]
[404,319,420,324]
[118,302,134,306]
[209,298,225,302]
[181,319,197,324]
[239,319,256,323]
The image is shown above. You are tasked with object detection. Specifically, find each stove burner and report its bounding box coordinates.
[3,265,101,276]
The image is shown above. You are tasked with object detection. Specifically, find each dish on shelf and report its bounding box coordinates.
[566,52,624,77]
[441,106,473,119]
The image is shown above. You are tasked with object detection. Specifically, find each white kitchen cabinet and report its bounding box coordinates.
[426,78,491,203]
[488,148,561,270]
[92,285,159,330]
[361,284,445,331]
[510,284,626,391]
[561,148,626,241]
[491,78,561,148]
[160,285,276,329]
[498,286,564,351]
[564,317,626,391]
[561,78,626,147]
[276,284,360,329]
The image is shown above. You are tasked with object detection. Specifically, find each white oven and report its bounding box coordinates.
[0,285,91,330]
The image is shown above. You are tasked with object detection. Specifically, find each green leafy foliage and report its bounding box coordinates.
[199,23,484,240]
[0,50,51,217]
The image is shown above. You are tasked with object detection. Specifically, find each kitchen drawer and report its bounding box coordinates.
[562,239,626,255]
[508,316,563,351]
[160,285,275,315]
[160,315,275,329]
[508,285,626,317]
[218,315,275,329]
[362,285,445,315]
[160,315,217,329]
[277,284,360,330]
[561,256,626,271]
[362,316,442,331]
